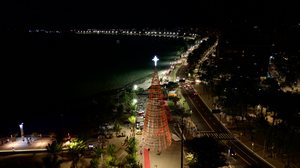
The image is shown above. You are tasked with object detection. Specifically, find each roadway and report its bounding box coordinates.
[177,65,275,168]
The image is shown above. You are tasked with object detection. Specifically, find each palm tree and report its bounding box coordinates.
[90,147,104,168]
[93,147,104,158]
[107,144,117,157]
[121,91,135,113]
[46,140,63,155]
[124,137,141,168]
[113,120,122,136]
[105,144,119,167]
[128,115,136,137]
[90,158,99,168]
[44,140,63,168]
[125,137,137,154]
[185,136,227,168]
[67,138,87,168]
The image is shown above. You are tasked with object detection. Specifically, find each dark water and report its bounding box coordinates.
[1,32,187,136]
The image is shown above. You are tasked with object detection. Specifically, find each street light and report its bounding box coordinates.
[132,98,138,105]
[180,110,192,168]
[133,84,138,91]
[132,98,138,115]
[19,123,24,138]
[251,142,255,151]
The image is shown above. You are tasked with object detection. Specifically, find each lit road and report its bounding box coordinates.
[177,66,275,168]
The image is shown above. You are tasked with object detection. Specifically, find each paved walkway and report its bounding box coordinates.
[147,141,184,168]
[102,123,184,168]
[0,136,53,152]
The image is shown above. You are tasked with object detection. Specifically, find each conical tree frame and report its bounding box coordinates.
[142,69,172,153]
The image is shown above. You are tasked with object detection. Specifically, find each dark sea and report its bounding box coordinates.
[1,32,188,136]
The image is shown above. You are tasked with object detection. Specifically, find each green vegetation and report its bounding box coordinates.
[128,115,137,137]
[68,138,88,168]
[187,36,217,74]
[185,136,227,168]
[105,144,119,167]
[124,137,142,168]
[90,147,104,168]
[187,33,300,165]
[44,140,63,168]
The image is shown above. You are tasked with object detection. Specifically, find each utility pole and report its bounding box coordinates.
[181,113,184,168]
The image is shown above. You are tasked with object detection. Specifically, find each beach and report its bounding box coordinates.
[136,70,169,90]
[1,33,187,137]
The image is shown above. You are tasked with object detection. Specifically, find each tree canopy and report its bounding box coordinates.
[185,136,227,168]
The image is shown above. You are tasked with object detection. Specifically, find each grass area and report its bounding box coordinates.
[177,89,190,111]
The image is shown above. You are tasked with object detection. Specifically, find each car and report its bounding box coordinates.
[88,144,94,149]
[136,130,142,135]
[229,148,237,157]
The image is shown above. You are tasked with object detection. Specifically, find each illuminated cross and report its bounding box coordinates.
[152,55,159,67]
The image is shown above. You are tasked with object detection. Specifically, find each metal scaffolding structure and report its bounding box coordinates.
[142,69,172,153]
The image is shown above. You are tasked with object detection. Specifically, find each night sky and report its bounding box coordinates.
[2,0,299,30]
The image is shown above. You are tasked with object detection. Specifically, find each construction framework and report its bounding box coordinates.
[142,69,172,153]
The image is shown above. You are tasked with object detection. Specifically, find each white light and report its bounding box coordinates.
[133,84,138,90]
[152,55,159,67]
[19,123,24,137]
[19,123,23,129]
[132,99,138,105]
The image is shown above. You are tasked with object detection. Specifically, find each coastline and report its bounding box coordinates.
[94,69,169,98]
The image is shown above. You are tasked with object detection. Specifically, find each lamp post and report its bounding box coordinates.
[19,123,24,138]
[132,98,138,115]
[132,98,138,105]
[181,114,184,168]
[180,110,191,168]
[133,84,138,91]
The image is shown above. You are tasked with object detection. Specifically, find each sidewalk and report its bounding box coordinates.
[193,83,287,168]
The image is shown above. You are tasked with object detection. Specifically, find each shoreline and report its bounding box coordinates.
[91,69,169,98]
